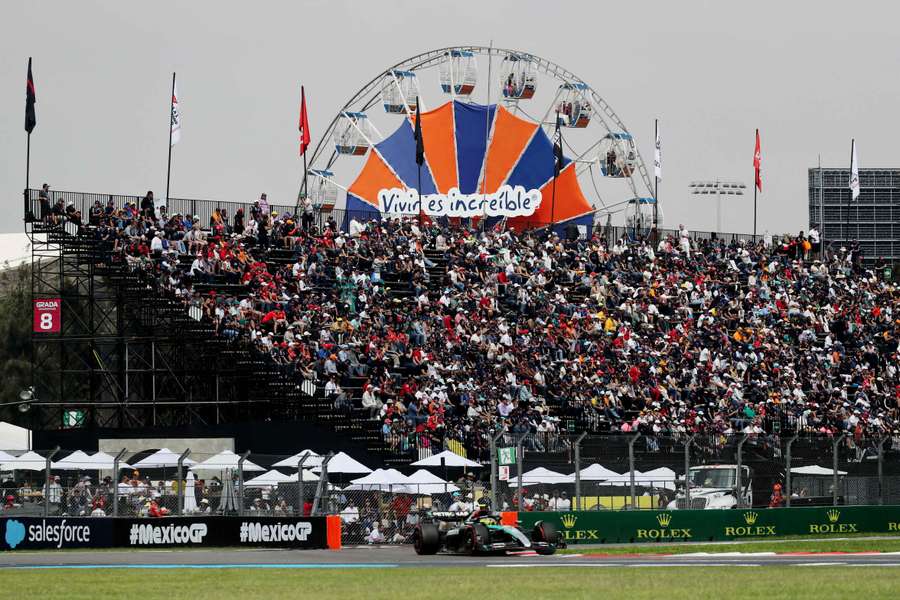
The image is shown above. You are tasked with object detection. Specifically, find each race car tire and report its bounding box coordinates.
[532,521,559,547]
[469,523,490,554]
[414,523,441,555]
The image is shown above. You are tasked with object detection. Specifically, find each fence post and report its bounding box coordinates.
[785,434,799,507]
[628,433,641,511]
[574,432,587,510]
[684,435,695,508]
[489,430,504,510]
[735,434,749,508]
[877,436,888,506]
[516,436,525,513]
[112,447,127,517]
[297,455,309,515]
[176,449,191,517]
[832,434,845,506]
[237,450,250,517]
[44,447,59,517]
[312,452,334,516]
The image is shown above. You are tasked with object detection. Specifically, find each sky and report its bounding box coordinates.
[1,0,897,235]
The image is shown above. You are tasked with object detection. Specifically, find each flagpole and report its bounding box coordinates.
[653,118,659,238]
[753,128,758,242]
[551,122,558,230]
[165,72,175,209]
[818,154,824,259]
[845,139,853,245]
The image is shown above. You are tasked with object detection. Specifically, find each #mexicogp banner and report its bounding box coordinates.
[517,505,900,544]
[2,516,330,551]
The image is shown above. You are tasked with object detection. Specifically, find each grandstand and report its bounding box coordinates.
[18,185,898,477]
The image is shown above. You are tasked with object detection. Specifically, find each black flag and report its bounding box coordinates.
[413,99,424,167]
[553,112,563,177]
[25,57,36,134]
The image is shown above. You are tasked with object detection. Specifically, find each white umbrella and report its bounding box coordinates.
[568,463,622,482]
[191,450,264,472]
[273,450,323,469]
[244,469,294,488]
[410,449,482,469]
[405,469,459,494]
[87,451,133,470]
[312,451,371,474]
[790,465,848,476]
[183,471,198,513]
[0,451,47,471]
[132,448,197,468]
[51,450,95,470]
[508,467,570,487]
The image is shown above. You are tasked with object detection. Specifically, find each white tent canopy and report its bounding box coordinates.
[86,451,133,470]
[567,463,622,482]
[51,450,96,470]
[312,451,371,475]
[0,451,48,471]
[132,448,197,469]
[244,469,294,488]
[347,468,415,493]
[508,467,570,487]
[405,469,459,494]
[273,449,323,469]
[190,450,264,472]
[603,471,645,486]
[410,450,482,469]
[790,465,848,476]
[0,450,18,465]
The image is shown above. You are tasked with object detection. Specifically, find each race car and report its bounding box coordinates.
[413,505,563,556]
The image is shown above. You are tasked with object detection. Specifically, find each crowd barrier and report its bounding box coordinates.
[515,505,900,544]
[0,515,340,551]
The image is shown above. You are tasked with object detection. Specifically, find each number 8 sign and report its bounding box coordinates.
[33,298,61,333]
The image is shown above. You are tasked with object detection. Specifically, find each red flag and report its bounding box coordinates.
[299,86,311,156]
[753,129,762,192]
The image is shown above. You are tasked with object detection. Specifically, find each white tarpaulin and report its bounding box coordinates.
[312,451,371,475]
[273,449,323,469]
[790,465,847,476]
[410,449,481,469]
[190,450,264,472]
[132,448,197,469]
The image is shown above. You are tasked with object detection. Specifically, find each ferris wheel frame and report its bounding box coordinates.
[303,45,656,222]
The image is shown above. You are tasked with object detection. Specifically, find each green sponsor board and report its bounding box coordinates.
[518,505,900,544]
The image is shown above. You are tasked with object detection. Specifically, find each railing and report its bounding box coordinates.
[23,188,758,244]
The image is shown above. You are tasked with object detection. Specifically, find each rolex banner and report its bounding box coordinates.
[517,505,900,544]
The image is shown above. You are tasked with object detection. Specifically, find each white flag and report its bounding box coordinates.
[849,139,859,201]
[653,121,662,179]
[170,80,181,146]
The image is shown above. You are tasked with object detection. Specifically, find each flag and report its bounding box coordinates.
[553,112,563,177]
[849,139,859,201]
[413,99,424,167]
[170,79,181,146]
[25,57,36,134]
[653,120,662,179]
[299,85,311,156]
[753,129,762,192]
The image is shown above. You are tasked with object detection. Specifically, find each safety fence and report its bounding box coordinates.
[3,433,898,545]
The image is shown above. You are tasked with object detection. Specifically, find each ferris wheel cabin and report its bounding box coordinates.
[557,82,592,128]
[308,169,338,212]
[333,112,373,156]
[599,132,637,178]
[499,53,536,100]
[440,49,478,96]
[380,70,420,114]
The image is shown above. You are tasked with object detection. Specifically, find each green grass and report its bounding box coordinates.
[560,535,900,555]
[2,567,900,600]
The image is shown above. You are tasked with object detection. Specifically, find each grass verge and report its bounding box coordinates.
[559,535,900,555]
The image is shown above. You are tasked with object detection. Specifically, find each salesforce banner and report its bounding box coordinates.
[2,517,113,550]
[2,516,328,551]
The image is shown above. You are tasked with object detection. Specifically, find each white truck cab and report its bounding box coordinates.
[666,464,752,509]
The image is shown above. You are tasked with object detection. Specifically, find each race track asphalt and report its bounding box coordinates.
[3,545,900,569]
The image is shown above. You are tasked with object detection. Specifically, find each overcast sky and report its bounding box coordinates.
[1,0,897,234]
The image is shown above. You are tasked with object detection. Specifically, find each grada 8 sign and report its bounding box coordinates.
[33,298,61,333]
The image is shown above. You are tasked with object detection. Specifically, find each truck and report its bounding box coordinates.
[666,464,753,510]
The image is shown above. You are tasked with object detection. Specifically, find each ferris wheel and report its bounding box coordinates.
[303,46,659,230]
